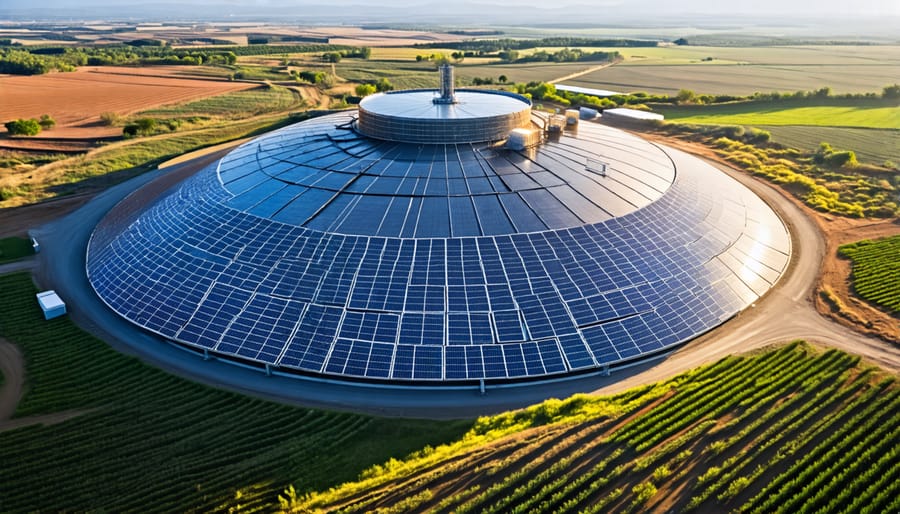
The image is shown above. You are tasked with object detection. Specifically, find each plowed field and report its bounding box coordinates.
[0,66,255,140]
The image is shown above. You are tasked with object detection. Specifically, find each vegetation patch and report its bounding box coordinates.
[653,123,899,218]
[839,235,900,314]
[0,272,471,512]
[0,236,33,263]
[140,85,298,119]
[278,341,899,513]
[757,126,899,167]
[655,98,900,129]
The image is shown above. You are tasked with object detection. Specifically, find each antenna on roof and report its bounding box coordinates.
[433,64,457,105]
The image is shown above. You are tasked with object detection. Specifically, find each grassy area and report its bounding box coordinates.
[0,272,472,512]
[839,235,900,314]
[334,59,440,89]
[654,99,900,129]
[281,342,899,513]
[569,64,900,96]
[141,85,298,118]
[0,151,69,173]
[654,124,899,218]
[0,236,33,263]
[759,126,899,166]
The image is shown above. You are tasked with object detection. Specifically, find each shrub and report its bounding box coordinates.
[632,482,658,506]
[4,118,41,136]
[100,112,124,126]
[38,114,55,130]
[355,83,377,97]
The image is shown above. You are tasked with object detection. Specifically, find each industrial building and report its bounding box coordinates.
[87,67,790,385]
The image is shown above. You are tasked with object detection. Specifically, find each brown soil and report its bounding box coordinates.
[0,65,255,139]
[813,216,900,344]
[639,133,900,347]
[0,195,95,238]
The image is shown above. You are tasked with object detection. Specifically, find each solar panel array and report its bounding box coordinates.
[87,112,790,384]
[214,111,675,237]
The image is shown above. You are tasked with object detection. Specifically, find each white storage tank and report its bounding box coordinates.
[579,107,599,120]
[506,128,541,150]
[37,290,66,320]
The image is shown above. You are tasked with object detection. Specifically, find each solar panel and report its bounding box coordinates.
[87,110,791,384]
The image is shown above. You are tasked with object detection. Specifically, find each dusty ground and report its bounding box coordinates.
[0,65,255,142]
[639,133,900,346]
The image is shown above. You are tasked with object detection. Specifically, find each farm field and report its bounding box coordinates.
[654,100,900,129]
[567,63,900,95]
[551,46,900,95]
[455,62,606,86]
[0,66,256,139]
[288,342,900,514]
[140,85,299,119]
[758,126,899,166]
[0,272,471,512]
[839,235,900,314]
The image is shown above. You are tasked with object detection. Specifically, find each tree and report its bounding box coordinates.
[355,83,377,97]
[322,52,342,63]
[375,78,393,92]
[38,114,55,130]
[883,84,900,100]
[4,118,41,136]
[358,47,372,59]
[676,89,696,104]
[673,38,689,45]
[498,75,508,84]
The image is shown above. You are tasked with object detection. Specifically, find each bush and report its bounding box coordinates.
[4,118,41,136]
[38,114,55,130]
[355,83,377,97]
[100,112,124,126]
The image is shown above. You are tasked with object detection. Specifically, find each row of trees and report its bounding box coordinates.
[0,42,371,75]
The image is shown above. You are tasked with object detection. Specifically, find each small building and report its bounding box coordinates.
[554,84,622,97]
[37,290,66,320]
[602,108,664,125]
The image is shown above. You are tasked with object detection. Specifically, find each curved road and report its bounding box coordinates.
[23,140,900,419]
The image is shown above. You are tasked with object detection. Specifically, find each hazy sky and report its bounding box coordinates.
[2,0,898,20]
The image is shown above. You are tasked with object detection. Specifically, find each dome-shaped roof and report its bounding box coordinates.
[216,110,673,238]
[87,105,790,385]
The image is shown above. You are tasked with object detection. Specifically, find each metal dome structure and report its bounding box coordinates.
[87,83,790,385]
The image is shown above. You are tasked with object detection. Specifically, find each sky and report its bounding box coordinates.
[1,0,898,23]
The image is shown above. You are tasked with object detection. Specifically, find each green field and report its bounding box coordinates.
[562,45,900,95]
[655,100,900,129]
[141,85,299,118]
[0,236,33,263]
[759,126,899,166]
[0,273,471,512]
[289,342,900,513]
[839,235,900,314]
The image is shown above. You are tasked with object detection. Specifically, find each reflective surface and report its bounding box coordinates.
[216,111,674,237]
[357,90,533,144]
[87,113,791,384]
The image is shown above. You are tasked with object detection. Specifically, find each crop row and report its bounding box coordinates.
[839,235,900,313]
